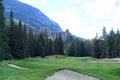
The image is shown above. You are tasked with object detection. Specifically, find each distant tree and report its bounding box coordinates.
[102,27,107,40]
[27,29,35,57]
[100,27,108,57]
[106,28,115,58]
[58,34,64,55]
[92,34,101,58]
[14,21,27,59]
[22,24,28,57]
[84,40,93,56]
[0,0,11,60]
[0,0,5,29]
[112,30,120,57]
[9,11,19,59]
[34,33,44,57]
[54,34,64,55]
[47,39,53,55]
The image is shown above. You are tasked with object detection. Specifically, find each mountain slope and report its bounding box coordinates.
[3,0,62,32]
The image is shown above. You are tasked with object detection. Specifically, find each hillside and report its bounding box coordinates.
[3,0,63,32]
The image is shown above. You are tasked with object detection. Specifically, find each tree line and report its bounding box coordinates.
[0,1,64,60]
[0,0,120,60]
[92,27,120,58]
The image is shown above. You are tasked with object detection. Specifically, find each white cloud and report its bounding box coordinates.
[47,7,89,38]
[70,0,85,4]
[88,22,120,38]
[83,0,115,19]
[18,0,120,39]
[40,0,47,6]
[111,6,120,20]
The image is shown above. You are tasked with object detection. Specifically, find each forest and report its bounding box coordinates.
[0,0,120,61]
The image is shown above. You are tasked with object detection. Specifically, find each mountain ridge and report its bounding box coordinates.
[3,0,63,32]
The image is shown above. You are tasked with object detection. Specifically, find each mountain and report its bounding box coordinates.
[72,35,85,40]
[3,0,63,32]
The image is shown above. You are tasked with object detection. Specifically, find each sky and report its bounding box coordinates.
[18,0,120,39]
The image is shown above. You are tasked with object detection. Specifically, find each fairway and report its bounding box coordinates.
[0,57,120,80]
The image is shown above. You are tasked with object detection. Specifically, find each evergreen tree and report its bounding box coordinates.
[112,30,120,57]
[0,0,11,60]
[54,34,64,55]
[27,29,35,57]
[9,11,19,59]
[0,0,5,29]
[23,24,28,57]
[58,34,64,55]
[15,21,27,59]
[47,39,53,55]
[92,34,101,58]
[106,28,115,58]
[101,27,108,57]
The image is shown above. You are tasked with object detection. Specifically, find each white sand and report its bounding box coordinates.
[45,70,99,80]
[8,64,28,70]
[110,58,120,62]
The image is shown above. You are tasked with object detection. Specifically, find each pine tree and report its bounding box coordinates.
[23,24,28,57]
[9,11,18,59]
[27,29,35,57]
[15,21,27,59]
[54,34,64,55]
[101,27,108,57]
[0,0,11,60]
[92,34,101,58]
[47,39,53,55]
[58,34,64,55]
[106,28,115,58]
[0,0,5,30]
[112,30,120,57]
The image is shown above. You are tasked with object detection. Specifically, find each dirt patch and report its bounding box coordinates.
[45,55,65,59]
[81,58,120,63]
[81,59,96,62]
[45,70,99,80]
[8,64,28,70]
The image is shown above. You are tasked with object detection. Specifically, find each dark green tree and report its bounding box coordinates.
[92,34,101,58]
[22,24,28,57]
[101,27,108,57]
[15,21,27,59]
[0,0,11,60]
[106,28,115,58]
[27,29,35,57]
[9,11,19,59]
[54,34,64,55]
[112,30,120,57]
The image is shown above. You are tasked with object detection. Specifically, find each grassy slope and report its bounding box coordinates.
[0,57,120,80]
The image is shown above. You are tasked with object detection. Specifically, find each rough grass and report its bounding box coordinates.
[0,57,120,80]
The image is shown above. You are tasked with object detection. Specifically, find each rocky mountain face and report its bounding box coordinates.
[3,0,63,32]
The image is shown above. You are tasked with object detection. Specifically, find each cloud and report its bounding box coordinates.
[47,7,88,38]
[70,0,85,4]
[83,0,115,19]
[39,0,47,7]
[18,0,120,39]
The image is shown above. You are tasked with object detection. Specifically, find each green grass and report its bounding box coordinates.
[0,57,120,80]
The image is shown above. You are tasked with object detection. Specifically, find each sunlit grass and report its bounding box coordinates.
[0,57,120,80]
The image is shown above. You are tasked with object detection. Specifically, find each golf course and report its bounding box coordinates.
[0,56,120,80]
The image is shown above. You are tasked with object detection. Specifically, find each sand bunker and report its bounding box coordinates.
[45,70,99,80]
[8,64,28,70]
[110,58,120,62]
[82,58,120,63]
